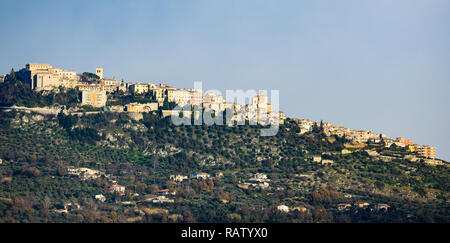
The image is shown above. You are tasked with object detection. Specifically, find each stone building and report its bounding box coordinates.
[125,102,158,112]
[81,90,107,107]
[20,63,79,91]
[101,78,119,93]
[130,83,149,94]
[95,67,103,79]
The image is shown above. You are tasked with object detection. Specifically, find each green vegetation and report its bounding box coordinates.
[0,78,448,223]
[0,79,79,108]
[107,92,156,106]
[81,72,100,81]
[0,108,448,223]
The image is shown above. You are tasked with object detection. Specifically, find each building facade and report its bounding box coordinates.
[101,78,119,93]
[415,145,436,158]
[81,90,107,107]
[125,102,158,112]
[130,83,149,94]
[96,67,103,79]
[23,63,79,91]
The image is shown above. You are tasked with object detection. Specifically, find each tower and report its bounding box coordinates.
[96,67,103,79]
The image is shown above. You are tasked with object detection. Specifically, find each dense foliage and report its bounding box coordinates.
[0,79,79,108]
[0,107,448,223]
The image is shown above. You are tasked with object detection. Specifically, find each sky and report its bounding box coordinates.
[0,0,449,160]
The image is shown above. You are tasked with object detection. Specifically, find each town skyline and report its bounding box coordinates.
[2,61,445,161]
[1,61,439,161]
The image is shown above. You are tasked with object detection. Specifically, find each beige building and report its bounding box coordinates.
[24,63,79,91]
[159,83,176,91]
[152,87,165,100]
[190,89,203,106]
[224,102,241,111]
[168,89,195,106]
[77,67,119,93]
[96,67,103,79]
[125,102,158,112]
[101,78,119,93]
[34,73,60,90]
[312,155,322,163]
[77,83,104,92]
[102,78,119,86]
[163,87,204,107]
[130,83,149,94]
[118,82,129,92]
[322,122,386,144]
[158,84,176,99]
[81,90,107,107]
[416,145,436,159]
[252,92,269,109]
[203,92,223,111]
[246,92,283,125]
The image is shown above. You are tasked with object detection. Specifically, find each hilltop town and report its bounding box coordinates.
[0,63,448,223]
[2,63,285,123]
[1,63,438,160]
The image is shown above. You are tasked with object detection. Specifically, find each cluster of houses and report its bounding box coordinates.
[277,202,390,213]
[237,173,270,190]
[141,189,177,204]
[9,62,287,126]
[336,202,390,212]
[295,118,437,159]
[169,172,213,182]
[170,172,273,191]
[67,166,126,201]
[4,62,439,159]
[395,137,436,158]
[311,155,334,165]
[295,118,387,144]
[67,167,109,181]
[67,169,220,205]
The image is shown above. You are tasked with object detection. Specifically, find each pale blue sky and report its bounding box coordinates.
[1,0,449,160]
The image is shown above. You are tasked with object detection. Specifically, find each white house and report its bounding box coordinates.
[170,174,188,182]
[192,172,210,180]
[251,173,268,180]
[277,205,289,213]
[95,194,106,202]
[152,196,175,204]
[108,184,126,194]
[249,173,270,183]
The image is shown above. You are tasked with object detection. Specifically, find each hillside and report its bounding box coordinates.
[0,104,448,223]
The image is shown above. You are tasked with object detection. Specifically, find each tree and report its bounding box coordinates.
[374,181,385,191]
[8,68,16,81]
[57,166,67,176]
[42,196,52,210]
[21,166,40,177]
[312,122,319,133]
[81,72,100,81]
[166,180,175,191]
[162,97,170,110]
